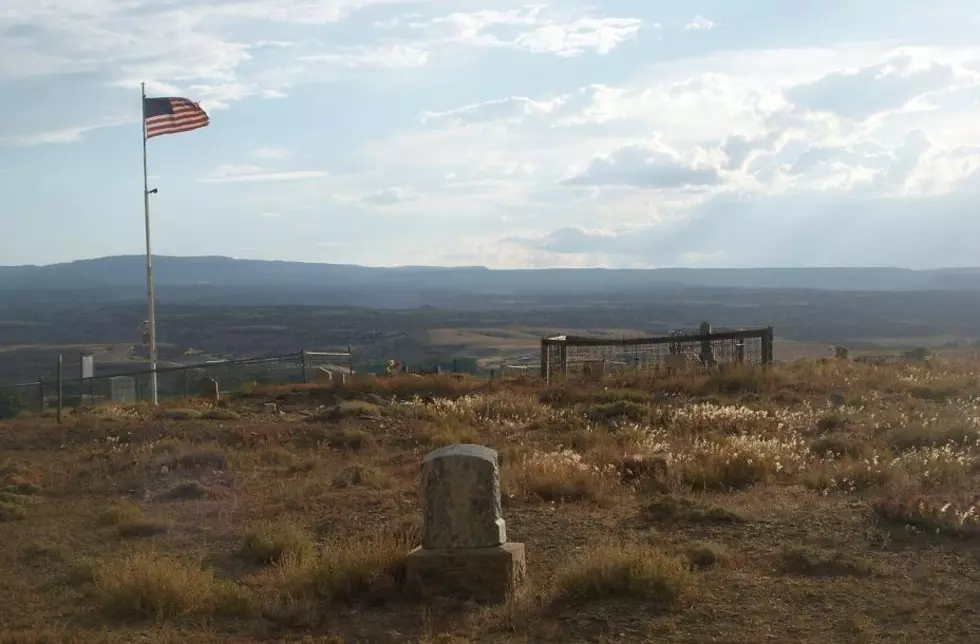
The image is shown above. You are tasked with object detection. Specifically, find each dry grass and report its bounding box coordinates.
[553,542,693,605]
[99,501,145,526]
[93,552,256,619]
[239,520,316,564]
[331,463,393,490]
[502,450,619,504]
[274,531,412,604]
[685,541,732,570]
[4,358,980,641]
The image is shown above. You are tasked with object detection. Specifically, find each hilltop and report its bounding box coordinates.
[2,256,980,307]
[1,360,979,642]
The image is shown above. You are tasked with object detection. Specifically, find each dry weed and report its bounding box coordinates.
[502,449,619,504]
[239,520,317,564]
[274,530,412,604]
[93,551,256,619]
[553,541,693,605]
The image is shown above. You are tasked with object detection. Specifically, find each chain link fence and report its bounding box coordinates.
[540,325,774,380]
[0,349,354,414]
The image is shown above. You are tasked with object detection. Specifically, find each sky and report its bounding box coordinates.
[1,0,980,269]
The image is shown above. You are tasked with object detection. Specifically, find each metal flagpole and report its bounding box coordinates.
[141,82,159,405]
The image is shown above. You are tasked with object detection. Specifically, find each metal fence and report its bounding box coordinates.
[0,348,353,416]
[539,325,774,380]
[0,379,46,417]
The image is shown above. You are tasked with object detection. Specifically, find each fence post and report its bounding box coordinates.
[761,327,774,365]
[37,377,45,413]
[183,368,189,399]
[539,339,548,380]
[57,355,63,424]
[347,345,353,375]
[135,372,141,401]
[301,350,310,384]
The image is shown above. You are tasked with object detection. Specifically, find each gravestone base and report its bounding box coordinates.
[405,542,526,603]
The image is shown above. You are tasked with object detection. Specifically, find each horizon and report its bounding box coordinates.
[4,253,980,272]
[2,1,979,269]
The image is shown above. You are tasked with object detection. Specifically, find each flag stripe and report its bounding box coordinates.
[143,96,210,140]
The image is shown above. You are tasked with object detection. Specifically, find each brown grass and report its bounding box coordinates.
[502,452,619,504]
[275,530,412,604]
[331,463,393,490]
[4,358,980,642]
[239,521,316,564]
[93,552,256,619]
[553,542,693,605]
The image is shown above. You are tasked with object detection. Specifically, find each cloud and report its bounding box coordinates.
[400,7,643,58]
[562,143,724,190]
[201,164,326,183]
[683,15,718,31]
[420,95,567,126]
[5,117,136,146]
[785,54,972,120]
[511,17,643,57]
[511,190,980,267]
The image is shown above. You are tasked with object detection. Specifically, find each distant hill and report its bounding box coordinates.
[0,256,978,307]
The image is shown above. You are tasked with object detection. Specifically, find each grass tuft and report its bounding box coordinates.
[685,541,731,570]
[331,463,393,490]
[99,500,144,526]
[553,542,693,606]
[275,530,412,604]
[93,551,255,619]
[239,520,316,565]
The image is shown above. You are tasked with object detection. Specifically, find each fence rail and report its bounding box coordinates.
[0,347,353,419]
[540,324,774,380]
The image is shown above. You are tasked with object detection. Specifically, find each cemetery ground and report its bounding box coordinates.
[2,361,980,643]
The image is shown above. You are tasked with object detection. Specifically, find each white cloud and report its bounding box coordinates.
[420,95,567,125]
[397,7,643,58]
[201,164,326,183]
[511,17,643,57]
[563,142,724,190]
[684,15,718,31]
[6,117,136,146]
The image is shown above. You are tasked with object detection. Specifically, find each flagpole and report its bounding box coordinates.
[141,82,159,405]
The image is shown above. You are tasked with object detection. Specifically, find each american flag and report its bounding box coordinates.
[143,97,210,139]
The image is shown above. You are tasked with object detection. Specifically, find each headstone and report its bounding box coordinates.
[110,376,136,404]
[405,444,526,603]
[263,402,278,414]
[196,377,219,402]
